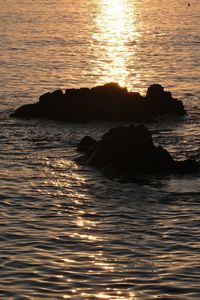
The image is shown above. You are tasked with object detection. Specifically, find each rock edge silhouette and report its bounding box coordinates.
[10,83,186,122]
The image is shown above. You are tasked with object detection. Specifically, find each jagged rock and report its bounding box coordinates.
[145,84,185,116]
[77,125,199,175]
[10,83,186,122]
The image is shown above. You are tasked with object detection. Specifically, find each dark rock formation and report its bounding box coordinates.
[77,125,199,175]
[10,83,186,122]
[77,135,97,152]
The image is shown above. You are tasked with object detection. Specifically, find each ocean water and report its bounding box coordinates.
[0,0,200,299]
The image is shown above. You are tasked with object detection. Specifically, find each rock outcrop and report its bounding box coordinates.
[77,124,199,175]
[10,83,186,122]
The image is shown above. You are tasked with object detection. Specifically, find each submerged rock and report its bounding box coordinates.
[10,83,186,122]
[77,125,199,175]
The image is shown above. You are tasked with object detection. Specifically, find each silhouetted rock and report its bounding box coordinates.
[77,136,97,153]
[77,125,199,175]
[145,84,185,116]
[10,83,186,122]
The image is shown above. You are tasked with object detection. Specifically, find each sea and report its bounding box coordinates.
[0,0,200,299]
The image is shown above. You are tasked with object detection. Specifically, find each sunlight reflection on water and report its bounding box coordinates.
[1,0,200,299]
[94,0,138,87]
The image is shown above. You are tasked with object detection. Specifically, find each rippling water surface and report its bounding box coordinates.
[0,0,200,299]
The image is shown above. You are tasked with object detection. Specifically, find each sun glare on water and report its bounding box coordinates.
[102,0,127,18]
[94,0,138,87]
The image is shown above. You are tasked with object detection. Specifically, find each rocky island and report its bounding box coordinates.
[11,83,186,122]
[77,125,199,175]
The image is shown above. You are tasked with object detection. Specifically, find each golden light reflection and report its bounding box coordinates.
[95,291,138,300]
[70,232,98,242]
[41,157,88,199]
[62,258,76,263]
[77,291,138,299]
[94,0,137,87]
[100,0,128,35]
[76,216,96,229]
[42,157,139,300]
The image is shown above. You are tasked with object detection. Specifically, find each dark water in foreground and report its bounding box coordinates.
[0,0,200,299]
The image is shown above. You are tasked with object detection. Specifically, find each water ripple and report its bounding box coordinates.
[1,0,200,298]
